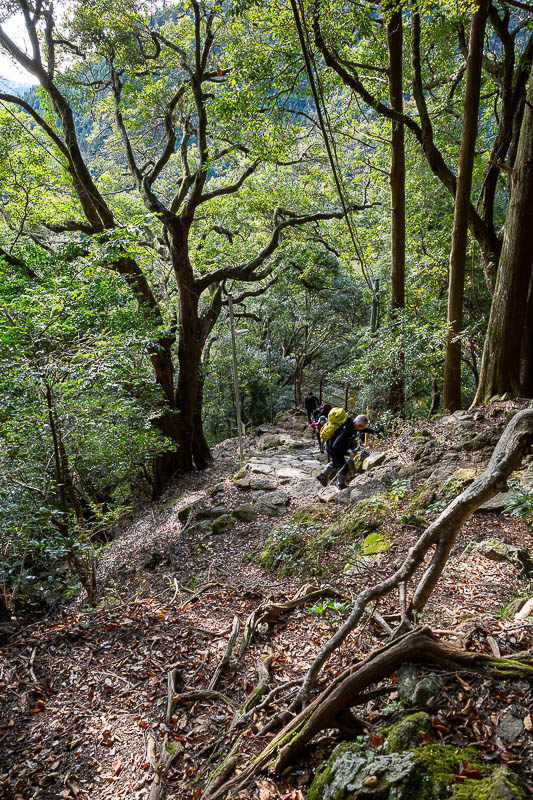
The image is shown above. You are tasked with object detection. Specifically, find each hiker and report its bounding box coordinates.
[310,402,332,452]
[316,411,384,489]
[304,390,319,423]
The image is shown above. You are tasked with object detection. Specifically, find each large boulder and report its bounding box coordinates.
[462,426,503,452]
[476,493,512,512]
[196,506,227,520]
[250,477,278,490]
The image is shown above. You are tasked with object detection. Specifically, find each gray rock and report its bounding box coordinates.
[196,506,227,520]
[311,746,416,800]
[249,477,278,490]
[363,452,386,470]
[476,492,512,512]
[249,463,272,474]
[253,489,290,517]
[318,486,351,505]
[397,664,419,703]
[463,427,503,452]
[349,479,387,505]
[285,478,323,501]
[276,467,310,480]
[252,489,289,505]
[412,676,440,705]
[473,539,533,576]
[496,710,524,743]
[234,478,251,489]
[208,483,225,496]
[232,503,256,522]
[397,665,440,706]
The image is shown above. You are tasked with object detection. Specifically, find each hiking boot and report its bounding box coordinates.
[336,477,347,490]
[316,473,328,487]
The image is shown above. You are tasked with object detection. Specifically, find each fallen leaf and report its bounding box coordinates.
[363,776,379,787]
[524,713,533,732]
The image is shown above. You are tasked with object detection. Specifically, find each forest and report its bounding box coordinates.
[0,0,533,798]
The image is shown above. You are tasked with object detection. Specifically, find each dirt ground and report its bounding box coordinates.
[1,403,533,800]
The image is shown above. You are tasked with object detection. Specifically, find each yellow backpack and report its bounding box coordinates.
[320,408,348,442]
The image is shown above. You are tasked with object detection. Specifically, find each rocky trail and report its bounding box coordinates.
[1,401,533,800]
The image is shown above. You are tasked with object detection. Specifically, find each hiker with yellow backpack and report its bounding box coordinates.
[316,410,384,489]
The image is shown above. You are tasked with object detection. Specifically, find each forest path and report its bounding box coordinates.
[2,406,533,800]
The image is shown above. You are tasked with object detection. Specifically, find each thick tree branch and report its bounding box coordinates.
[0,93,70,159]
[198,160,260,205]
[195,207,350,291]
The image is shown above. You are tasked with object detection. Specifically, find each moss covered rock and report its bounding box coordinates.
[211,514,235,534]
[381,712,434,753]
[325,495,392,541]
[309,741,525,800]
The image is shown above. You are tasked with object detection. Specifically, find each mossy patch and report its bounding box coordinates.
[233,465,249,480]
[211,515,234,534]
[325,494,392,540]
[380,712,434,753]
[257,497,391,578]
[400,469,477,525]
[257,520,328,577]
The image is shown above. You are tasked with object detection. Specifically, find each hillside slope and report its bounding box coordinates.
[1,399,532,800]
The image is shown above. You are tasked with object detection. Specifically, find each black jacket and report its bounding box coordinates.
[328,420,381,456]
[304,395,319,413]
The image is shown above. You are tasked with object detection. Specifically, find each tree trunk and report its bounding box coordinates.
[443,0,489,411]
[150,237,214,496]
[428,380,440,418]
[473,59,533,404]
[387,3,406,415]
[520,266,533,396]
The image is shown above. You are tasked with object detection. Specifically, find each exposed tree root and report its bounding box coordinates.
[208,627,533,799]
[234,654,273,721]
[171,689,236,710]
[238,583,341,656]
[209,615,240,690]
[147,734,183,800]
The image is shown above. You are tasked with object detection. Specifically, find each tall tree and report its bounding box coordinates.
[386,0,406,413]
[442,0,490,411]
[0,0,359,493]
[473,58,533,403]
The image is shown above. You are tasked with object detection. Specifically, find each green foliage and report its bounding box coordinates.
[504,484,533,531]
[0,242,169,609]
[307,597,349,616]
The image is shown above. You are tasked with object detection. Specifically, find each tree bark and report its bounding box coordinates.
[520,266,533,397]
[473,59,533,404]
[387,3,406,414]
[443,0,489,411]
